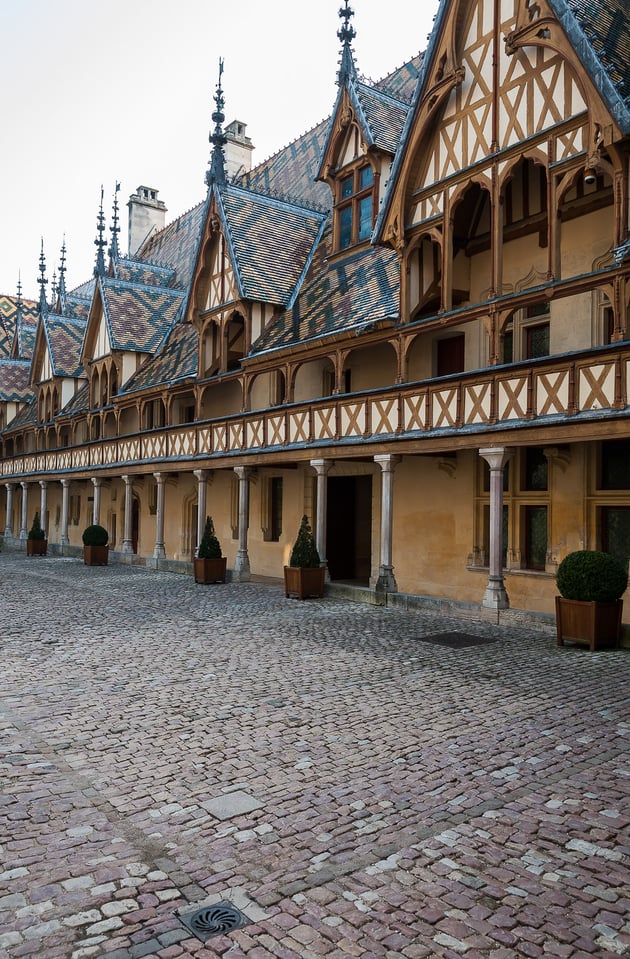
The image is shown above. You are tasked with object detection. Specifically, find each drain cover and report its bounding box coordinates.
[178,901,250,941]
[417,632,497,648]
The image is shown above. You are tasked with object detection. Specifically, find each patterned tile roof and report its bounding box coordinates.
[240,121,332,210]
[221,186,327,306]
[138,203,206,290]
[4,396,36,430]
[563,0,630,110]
[42,313,87,378]
[350,81,410,154]
[254,224,399,352]
[59,380,89,418]
[120,322,199,395]
[100,279,185,353]
[0,360,32,402]
[115,257,177,289]
[63,293,91,321]
[14,316,38,361]
[70,278,96,300]
[0,294,38,359]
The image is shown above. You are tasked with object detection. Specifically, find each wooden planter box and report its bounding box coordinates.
[284,565,326,600]
[84,545,109,566]
[194,557,227,584]
[555,596,622,651]
[27,539,47,556]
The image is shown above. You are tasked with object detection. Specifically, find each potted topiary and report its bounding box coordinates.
[27,512,47,556]
[556,549,627,651]
[284,514,325,600]
[194,516,227,584]
[82,523,109,566]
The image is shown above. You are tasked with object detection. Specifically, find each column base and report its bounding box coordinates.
[153,546,166,559]
[121,541,134,554]
[482,578,510,610]
[376,566,398,594]
[232,551,251,582]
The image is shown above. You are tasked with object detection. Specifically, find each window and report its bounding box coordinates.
[436,334,465,376]
[336,164,374,250]
[523,447,548,491]
[600,439,630,490]
[525,322,549,359]
[524,505,548,570]
[270,478,283,542]
[601,507,630,569]
[501,302,550,363]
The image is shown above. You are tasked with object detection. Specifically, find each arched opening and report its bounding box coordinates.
[293,357,336,402]
[199,380,243,419]
[343,342,397,393]
[451,182,492,307]
[408,234,442,321]
[225,313,245,371]
[501,157,548,289]
[249,370,286,411]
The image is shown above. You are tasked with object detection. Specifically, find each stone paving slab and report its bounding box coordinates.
[0,551,628,959]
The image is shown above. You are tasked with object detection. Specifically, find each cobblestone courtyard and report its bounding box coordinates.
[0,552,628,959]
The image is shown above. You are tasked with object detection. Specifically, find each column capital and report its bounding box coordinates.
[121,474,133,486]
[5,482,15,491]
[91,476,102,489]
[39,479,48,490]
[234,466,254,480]
[374,454,402,472]
[479,447,514,471]
[60,478,71,489]
[193,469,209,482]
[153,471,165,483]
[310,458,333,476]
[20,480,29,490]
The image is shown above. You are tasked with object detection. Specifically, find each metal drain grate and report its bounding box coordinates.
[178,901,251,941]
[416,632,497,649]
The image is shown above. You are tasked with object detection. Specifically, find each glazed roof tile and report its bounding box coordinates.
[138,203,206,290]
[0,294,38,359]
[0,359,32,402]
[220,186,327,305]
[254,225,399,352]
[63,294,90,321]
[352,82,410,153]
[240,121,331,209]
[42,313,87,377]
[564,0,630,109]
[100,279,185,353]
[5,396,36,429]
[121,322,198,395]
[115,257,178,288]
[59,380,89,417]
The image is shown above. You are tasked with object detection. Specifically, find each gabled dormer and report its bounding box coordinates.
[316,1,414,255]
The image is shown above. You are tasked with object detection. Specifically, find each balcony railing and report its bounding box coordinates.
[2,345,629,479]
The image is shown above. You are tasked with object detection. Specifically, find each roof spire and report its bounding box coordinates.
[37,239,48,314]
[16,273,23,325]
[109,181,121,259]
[51,269,58,307]
[94,185,107,277]
[58,236,67,307]
[337,0,357,85]
[205,58,227,189]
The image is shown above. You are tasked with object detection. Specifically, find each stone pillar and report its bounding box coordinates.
[39,481,48,538]
[20,482,28,540]
[233,467,252,582]
[193,469,208,557]
[374,455,401,594]
[311,459,332,580]
[479,447,513,610]
[91,477,102,526]
[4,483,15,538]
[153,472,166,558]
[121,475,134,553]
[60,479,70,546]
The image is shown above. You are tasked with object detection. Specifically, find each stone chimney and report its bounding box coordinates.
[127,186,167,256]
[224,121,254,181]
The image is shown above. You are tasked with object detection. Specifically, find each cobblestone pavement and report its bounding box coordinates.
[1,552,628,959]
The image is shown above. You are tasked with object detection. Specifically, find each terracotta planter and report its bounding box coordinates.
[555,596,622,651]
[194,556,227,584]
[284,565,326,600]
[84,545,109,566]
[27,539,47,556]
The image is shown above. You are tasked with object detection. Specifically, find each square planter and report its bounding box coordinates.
[284,565,326,600]
[84,545,109,566]
[27,539,47,556]
[555,596,622,651]
[194,556,227,584]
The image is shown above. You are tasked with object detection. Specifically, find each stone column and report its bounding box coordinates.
[91,477,102,525]
[374,455,401,594]
[121,475,134,553]
[60,479,70,546]
[310,459,332,580]
[193,469,208,557]
[479,447,513,610]
[4,483,14,538]
[39,481,48,538]
[19,482,28,540]
[233,467,252,582]
[153,472,166,558]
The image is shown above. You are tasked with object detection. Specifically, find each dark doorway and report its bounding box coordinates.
[132,495,140,554]
[326,475,372,583]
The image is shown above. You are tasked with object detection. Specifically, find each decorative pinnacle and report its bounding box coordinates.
[109,181,121,259]
[15,273,23,325]
[94,185,107,277]
[337,0,357,85]
[37,238,48,313]
[58,236,67,303]
[205,58,228,188]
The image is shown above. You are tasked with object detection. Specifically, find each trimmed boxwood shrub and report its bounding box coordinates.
[28,512,46,541]
[289,515,320,568]
[82,524,109,547]
[556,550,627,603]
[198,516,222,559]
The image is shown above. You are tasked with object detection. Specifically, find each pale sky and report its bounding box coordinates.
[0,0,441,301]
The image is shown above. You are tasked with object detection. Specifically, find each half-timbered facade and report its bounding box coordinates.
[2,0,630,624]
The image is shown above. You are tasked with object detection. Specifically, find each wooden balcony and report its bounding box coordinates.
[3,345,630,479]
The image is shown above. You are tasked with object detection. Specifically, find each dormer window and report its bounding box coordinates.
[337,163,375,250]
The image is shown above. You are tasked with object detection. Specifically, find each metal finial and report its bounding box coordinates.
[51,270,58,306]
[205,58,228,188]
[38,238,48,313]
[94,185,106,277]
[58,236,67,304]
[337,1,357,85]
[109,181,121,259]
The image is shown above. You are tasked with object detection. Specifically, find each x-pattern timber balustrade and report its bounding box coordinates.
[2,346,629,479]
